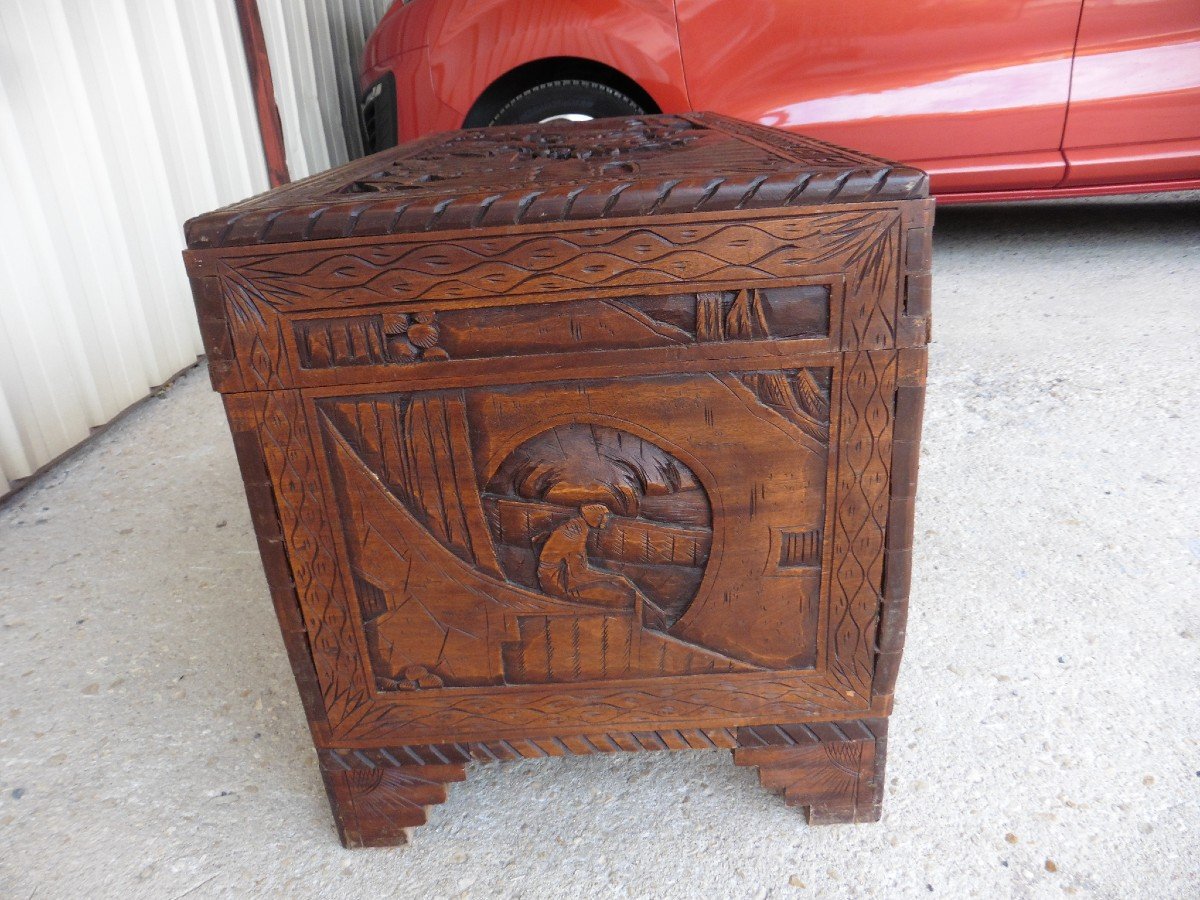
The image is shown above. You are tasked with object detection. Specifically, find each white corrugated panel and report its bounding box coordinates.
[0,0,393,498]
[0,0,271,497]
[259,0,394,176]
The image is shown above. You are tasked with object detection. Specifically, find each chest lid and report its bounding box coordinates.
[184,113,927,251]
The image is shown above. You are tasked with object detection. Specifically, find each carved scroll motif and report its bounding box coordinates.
[225,213,895,310]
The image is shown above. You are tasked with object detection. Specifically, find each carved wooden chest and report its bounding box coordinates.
[184,114,931,846]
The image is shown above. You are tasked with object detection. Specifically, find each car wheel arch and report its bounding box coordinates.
[463,57,662,129]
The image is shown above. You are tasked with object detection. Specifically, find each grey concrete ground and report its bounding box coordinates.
[2,195,1198,899]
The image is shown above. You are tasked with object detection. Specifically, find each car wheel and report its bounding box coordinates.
[489,79,646,126]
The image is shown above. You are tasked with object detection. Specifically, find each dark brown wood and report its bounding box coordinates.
[322,763,468,848]
[234,0,290,188]
[734,719,888,824]
[183,114,930,846]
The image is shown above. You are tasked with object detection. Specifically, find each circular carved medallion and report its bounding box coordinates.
[483,424,712,627]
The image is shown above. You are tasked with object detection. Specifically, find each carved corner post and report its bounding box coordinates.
[733,720,888,824]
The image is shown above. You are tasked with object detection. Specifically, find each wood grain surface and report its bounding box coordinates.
[185,114,930,846]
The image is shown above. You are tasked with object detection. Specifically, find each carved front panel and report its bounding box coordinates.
[318,366,831,698]
[207,210,910,743]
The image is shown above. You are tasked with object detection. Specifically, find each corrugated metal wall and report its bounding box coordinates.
[259,0,395,172]
[0,0,392,498]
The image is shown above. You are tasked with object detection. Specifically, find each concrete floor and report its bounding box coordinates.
[1,195,1198,899]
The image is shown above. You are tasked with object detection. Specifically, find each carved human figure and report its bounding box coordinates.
[537,503,668,630]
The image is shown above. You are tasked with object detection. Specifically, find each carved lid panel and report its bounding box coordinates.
[184,113,927,250]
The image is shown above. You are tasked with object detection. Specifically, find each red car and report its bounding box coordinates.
[358,0,1200,202]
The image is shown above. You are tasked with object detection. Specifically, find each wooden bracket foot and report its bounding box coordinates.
[313,717,888,845]
[732,719,888,824]
[319,760,467,848]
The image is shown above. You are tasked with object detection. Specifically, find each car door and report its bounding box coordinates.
[1061,0,1200,187]
[675,0,1084,193]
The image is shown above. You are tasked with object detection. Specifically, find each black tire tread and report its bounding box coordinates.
[489,79,645,126]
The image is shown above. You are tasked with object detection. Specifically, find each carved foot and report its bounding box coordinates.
[732,720,887,825]
[319,760,467,847]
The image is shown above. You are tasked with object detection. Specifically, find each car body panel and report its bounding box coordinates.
[1062,0,1200,186]
[675,0,1084,193]
[360,0,1200,200]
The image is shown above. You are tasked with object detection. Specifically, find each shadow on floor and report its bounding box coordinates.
[933,195,1200,241]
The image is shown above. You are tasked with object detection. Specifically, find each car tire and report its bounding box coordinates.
[489,79,646,126]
